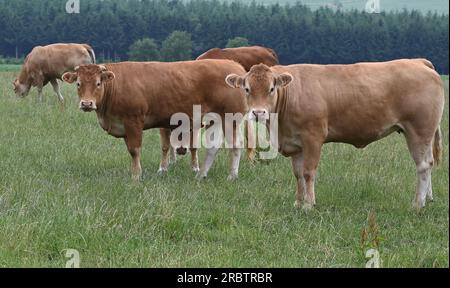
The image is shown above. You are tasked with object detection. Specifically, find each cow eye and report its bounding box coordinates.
[76,82,80,89]
[245,88,250,93]
[270,87,275,93]
[96,82,101,88]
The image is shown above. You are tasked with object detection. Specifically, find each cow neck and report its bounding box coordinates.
[97,80,114,117]
[274,86,290,119]
[18,65,30,84]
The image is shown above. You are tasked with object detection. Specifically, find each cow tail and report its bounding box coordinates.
[84,44,96,64]
[433,126,442,167]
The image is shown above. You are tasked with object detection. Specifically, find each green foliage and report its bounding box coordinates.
[0,64,21,72]
[0,55,24,65]
[226,37,250,48]
[0,0,447,73]
[128,38,160,61]
[160,31,193,62]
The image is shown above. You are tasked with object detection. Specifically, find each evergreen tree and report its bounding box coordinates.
[160,31,193,61]
[226,37,250,48]
[128,38,160,61]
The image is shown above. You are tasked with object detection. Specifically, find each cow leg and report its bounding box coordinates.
[158,128,171,173]
[190,127,200,172]
[50,79,64,111]
[190,148,199,172]
[50,79,64,103]
[228,147,241,180]
[224,120,242,180]
[169,146,177,164]
[245,121,256,162]
[228,134,241,180]
[124,121,144,181]
[37,84,43,102]
[198,147,219,178]
[301,137,323,210]
[291,152,305,209]
[405,130,434,209]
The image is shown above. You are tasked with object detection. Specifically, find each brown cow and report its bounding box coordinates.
[225,59,444,210]
[159,45,280,173]
[196,46,279,70]
[13,43,96,103]
[62,60,248,180]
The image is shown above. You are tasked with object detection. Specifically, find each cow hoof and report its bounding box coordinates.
[227,174,238,181]
[131,175,141,181]
[302,202,314,211]
[294,200,302,209]
[157,167,168,174]
[192,166,200,173]
[412,200,425,211]
[196,172,207,179]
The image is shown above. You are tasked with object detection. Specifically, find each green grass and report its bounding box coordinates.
[0,72,448,268]
[0,64,21,72]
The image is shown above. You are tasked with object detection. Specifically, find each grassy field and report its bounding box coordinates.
[0,68,448,268]
[0,65,21,72]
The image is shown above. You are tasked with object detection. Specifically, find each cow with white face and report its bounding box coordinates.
[226,59,444,210]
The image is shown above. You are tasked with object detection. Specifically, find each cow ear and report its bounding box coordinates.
[275,72,293,87]
[101,71,115,82]
[62,72,77,84]
[225,74,244,88]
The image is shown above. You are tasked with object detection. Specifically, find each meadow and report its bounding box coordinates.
[0,67,448,267]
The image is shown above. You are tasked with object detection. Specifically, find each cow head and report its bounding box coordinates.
[225,63,292,121]
[62,64,115,112]
[13,78,31,98]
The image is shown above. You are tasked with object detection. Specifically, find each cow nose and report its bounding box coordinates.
[80,100,94,108]
[252,110,267,118]
[176,147,187,155]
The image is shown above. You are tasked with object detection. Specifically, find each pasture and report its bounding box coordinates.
[0,67,448,267]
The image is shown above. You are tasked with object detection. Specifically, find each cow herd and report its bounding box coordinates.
[12,43,445,210]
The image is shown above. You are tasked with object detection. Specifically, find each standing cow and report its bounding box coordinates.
[196,46,279,70]
[225,59,444,210]
[13,43,96,103]
[62,60,247,181]
[159,46,280,173]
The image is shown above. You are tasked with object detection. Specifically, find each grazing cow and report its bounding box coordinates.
[13,43,96,103]
[160,46,280,172]
[196,46,279,70]
[62,60,247,180]
[225,59,444,210]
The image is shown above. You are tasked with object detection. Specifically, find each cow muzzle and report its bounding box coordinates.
[79,100,97,112]
[176,147,188,155]
[249,109,269,122]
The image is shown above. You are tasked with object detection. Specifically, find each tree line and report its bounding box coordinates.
[0,0,448,74]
